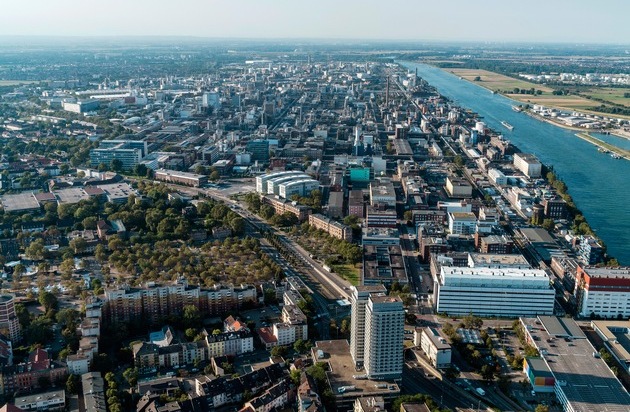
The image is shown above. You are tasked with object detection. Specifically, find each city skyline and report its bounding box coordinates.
[1,0,629,44]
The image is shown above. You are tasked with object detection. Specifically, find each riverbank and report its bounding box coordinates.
[521,109,585,132]
[574,133,630,161]
[403,60,630,264]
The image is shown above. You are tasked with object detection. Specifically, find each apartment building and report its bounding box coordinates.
[308,213,353,242]
[103,281,257,324]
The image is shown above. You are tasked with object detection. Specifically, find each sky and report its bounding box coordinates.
[1,0,629,44]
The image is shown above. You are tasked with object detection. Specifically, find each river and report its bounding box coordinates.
[401,61,630,265]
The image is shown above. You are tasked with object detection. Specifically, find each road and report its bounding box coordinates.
[403,362,473,411]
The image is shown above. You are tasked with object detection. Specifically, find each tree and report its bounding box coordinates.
[462,313,483,329]
[290,369,301,385]
[56,308,79,328]
[229,217,245,236]
[59,257,75,279]
[13,263,26,278]
[542,219,555,232]
[183,305,201,329]
[26,238,46,260]
[535,405,550,412]
[82,216,98,230]
[110,159,123,172]
[123,367,138,387]
[454,155,465,167]
[270,346,288,358]
[69,237,87,254]
[209,170,220,181]
[481,364,495,382]
[95,244,107,263]
[403,210,413,223]
[185,328,198,341]
[66,374,80,394]
[39,291,59,312]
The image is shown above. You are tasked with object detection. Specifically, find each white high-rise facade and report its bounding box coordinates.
[350,285,386,368]
[350,285,403,380]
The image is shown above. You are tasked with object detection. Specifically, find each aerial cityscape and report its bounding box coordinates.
[0,2,630,412]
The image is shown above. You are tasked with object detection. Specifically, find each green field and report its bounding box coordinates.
[444,68,630,118]
[331,264,360,286]
[582,87,630,107]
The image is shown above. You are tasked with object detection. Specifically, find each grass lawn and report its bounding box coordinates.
[331,263,360,286]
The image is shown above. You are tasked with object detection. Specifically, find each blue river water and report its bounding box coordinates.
[401,62,630,265]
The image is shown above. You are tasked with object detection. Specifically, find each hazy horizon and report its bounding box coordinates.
[1,0,629,45]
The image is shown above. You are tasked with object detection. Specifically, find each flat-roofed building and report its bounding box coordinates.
[366,206,397,228]
[154,169,208,187]
[513,153,542,178]
[327,191,344,218]
[445,176,472,198]
[261,195,312,221]
[369,178,396,208]
[448,212,477,235]
[348,190,365,218]
[310,340,400,411]
[266,173,311,195]
[362,245,407,286]
[415,327,451,369]
[0,294,21,342]
[478,234,514,254]
[523,357,555,393]
[90,141,145,170]
[279,178,320,199]
[350,285,387,368]
[14,389,66,411]
[574,266,630,318]
[467,252,530,269]
[0,192,41,213]
[435,266,554,317]
[98,182,136,204]
[488,168,507,186]
[520,316,630,411]
[308,213,352,242]
[362,227,400,246]
[82,372,106,412]
[364,295,404,379]
[592,320,630,373]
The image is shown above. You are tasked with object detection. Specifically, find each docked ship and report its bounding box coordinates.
[501,121,514,131]
[512,105,522,112]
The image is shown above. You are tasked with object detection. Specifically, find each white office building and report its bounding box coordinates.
[435,266,554,317]
[364,295,404,380]
[415,327,452,369]
[256,171,304,194]
[350,285,387,368]
[267,174,311,195]
[278,178,319,199]
[513,153,542,178]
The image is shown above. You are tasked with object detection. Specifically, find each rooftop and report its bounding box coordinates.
[311,340,400,399]
[0,192,40,212]
[521,316,630,412]
[581,266,630,279]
